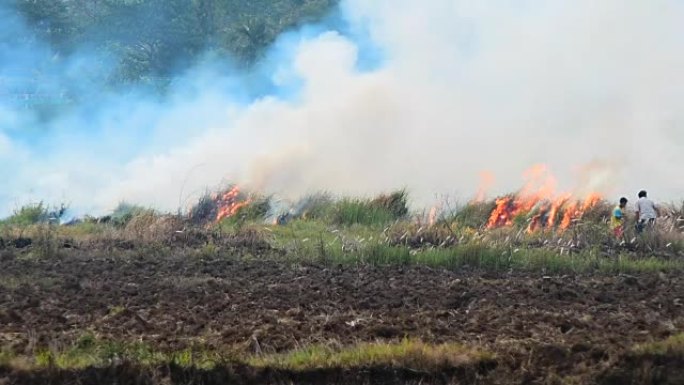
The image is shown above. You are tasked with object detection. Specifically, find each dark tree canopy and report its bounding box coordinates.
[14,0,338,83]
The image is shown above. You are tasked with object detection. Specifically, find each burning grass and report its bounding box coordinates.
[187,188,409,227]
[474,165,612,233]
[0,186,682,275]
[189,186,263,225]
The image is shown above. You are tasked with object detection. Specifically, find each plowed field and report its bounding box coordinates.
[1,252,683,384]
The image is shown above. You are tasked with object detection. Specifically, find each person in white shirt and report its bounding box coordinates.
[635,190,658,233]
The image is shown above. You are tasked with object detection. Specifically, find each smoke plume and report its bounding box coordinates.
[1,0,683,217]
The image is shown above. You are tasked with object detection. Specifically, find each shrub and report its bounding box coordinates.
[188,192,217,225]
[34,224,59,258]
[329,190,409,226]
[330,198,394,226]
[370,190,409,219]
[4,203,48,226]
[451,200,496,229]
[111,202,149,228]
[294,193,335,220]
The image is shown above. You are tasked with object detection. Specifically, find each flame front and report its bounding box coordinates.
[485,165,602,232]
[215,186,251,222]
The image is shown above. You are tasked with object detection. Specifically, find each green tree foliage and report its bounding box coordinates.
[14,0,338,83]
[16,0,74,48]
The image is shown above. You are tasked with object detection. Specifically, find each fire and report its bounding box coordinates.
[215,186,251,222]
[485,165,603,232]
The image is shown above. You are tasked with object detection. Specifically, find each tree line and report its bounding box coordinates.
[15,0,337,83]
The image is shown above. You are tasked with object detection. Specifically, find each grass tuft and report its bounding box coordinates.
[294,190,409,226]
[111,202,151,228]
[1,203,66,226]
[331,198,397,226]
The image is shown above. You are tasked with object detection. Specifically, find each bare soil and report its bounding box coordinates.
[1,251,683,384]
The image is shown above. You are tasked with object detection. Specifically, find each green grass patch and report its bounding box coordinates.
[296,190,408,226]
[1,337,491,374]
[330,198,397,226]
[249,339,492,372]
[266,219,380,260]
[450,201,496,229]
[259,218,684,274]
[0,348,15,366]
[1,203,49,226]
[110,202,153,228]
[28,335,223,370]
[633,333,684,357]
[303,242,684,274]
[0,275,62,289]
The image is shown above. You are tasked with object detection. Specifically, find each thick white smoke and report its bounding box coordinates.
[2,0,684,216]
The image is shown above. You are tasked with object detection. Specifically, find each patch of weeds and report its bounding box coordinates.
[34,223,59,259]
[20,337,224,371]
[312,241,684,274]
[362,244,412,266]
[633,333,684,357]
[327,190,409,227]
[331,198,396,226]
[108,306,126,316]
[249,339,494,372]
[451,201,496,229]
[0,348,16,366]
[35,350,54,367]
[295,193,335,220]
[198,243,219,258]
[188,192,218,225]
[111,202,151,228]
[370,190,409,219]
[3,203,48,226]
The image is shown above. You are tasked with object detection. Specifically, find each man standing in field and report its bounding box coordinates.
[635,190,658,233]
[611,197,628,238]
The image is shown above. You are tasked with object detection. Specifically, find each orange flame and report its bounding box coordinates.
[215,186,251,222]
[487,196,515,228]
[547,193,571,228]
[485,165,602,232]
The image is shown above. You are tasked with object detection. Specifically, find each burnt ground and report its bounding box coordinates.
[1,251,683,384]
